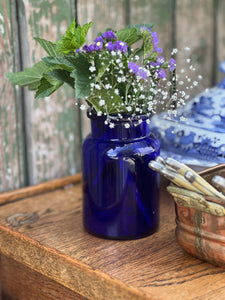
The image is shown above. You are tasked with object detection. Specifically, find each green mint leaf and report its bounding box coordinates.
[56,19,93,54]
[42,56,74,72]
[56,39,79,54]
[35,75,63,99]
[47,69,74,88]
[6,61,49,88]
[65,18,76,37]
[80,22,93,41]
[34,37,57,57]
[116,27,139,46]
[70,53,92,98]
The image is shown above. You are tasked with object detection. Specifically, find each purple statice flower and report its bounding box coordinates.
[156,56,165,65]
[140,26,147,31]
[148,61,158,68]
[128,62,140,74]
[136,68,147,80]
[83,44,95,53]
[155,47,163,53]
[151,31,159,45]
[102,31,117,40]
[115,41,127,53]
[157,68,166,78]
[151,31,163,53]
[105,41,116,51]
[169,58,176,71]
[75,48,82,53]
[94,36,104,43]
[94,41,103,51]
[128,62,147,80]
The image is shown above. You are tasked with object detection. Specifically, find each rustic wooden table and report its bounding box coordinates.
[0,174,225,300]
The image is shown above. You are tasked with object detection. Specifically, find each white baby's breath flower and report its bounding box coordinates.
[97,111,103,116]
[109,122,115,128]
[124,123,130,128]
[89,66,96,72]
[171,48,178,55]
[80,104,86,110]
[135,55,139,61]
[105,84,111,89]
[99,100,105,106]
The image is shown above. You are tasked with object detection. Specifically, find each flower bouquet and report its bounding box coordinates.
[7,20,181,239]
[7,19,177,125]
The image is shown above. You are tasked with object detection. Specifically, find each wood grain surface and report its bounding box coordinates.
[1,176,225,299]
[0,254,86,300]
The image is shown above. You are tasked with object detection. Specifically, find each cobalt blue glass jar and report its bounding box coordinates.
[82,111,160,239]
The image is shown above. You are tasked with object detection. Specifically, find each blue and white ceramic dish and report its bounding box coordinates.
[150,61,225,170]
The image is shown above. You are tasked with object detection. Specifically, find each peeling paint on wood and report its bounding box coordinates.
[21,0,80,184]
[0,0,25,192]
[176,0,214,95]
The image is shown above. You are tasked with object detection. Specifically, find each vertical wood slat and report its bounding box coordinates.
[130,0,174,59]
[18,0,81,184]
[176,0,214,97]
[217,0,225,83]
[0,0,25,192]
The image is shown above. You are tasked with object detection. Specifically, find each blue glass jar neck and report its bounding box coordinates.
[89,114,151,141]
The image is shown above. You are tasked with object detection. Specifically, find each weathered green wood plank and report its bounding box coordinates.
[19,0,80,184]
[217,0,225,83]
[0,0,25,192]
[130,0,174,59]
[176,0,214,97]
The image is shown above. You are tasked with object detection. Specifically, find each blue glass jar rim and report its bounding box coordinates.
[87,109,151,124]
[87,109,152,140]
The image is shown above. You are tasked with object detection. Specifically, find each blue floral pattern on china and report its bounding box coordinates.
[150,61,225,168]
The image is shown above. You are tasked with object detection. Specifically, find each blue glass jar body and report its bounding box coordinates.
[82,114,160,239]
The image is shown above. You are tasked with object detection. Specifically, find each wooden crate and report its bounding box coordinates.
[1,175,225,299]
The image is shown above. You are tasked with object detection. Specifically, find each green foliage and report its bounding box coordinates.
[6,61,50,90]
[34,38,57,57]
[87,89,124,114]
[70,53,92,98]
[6,19,175,119]
[116,27,140,46]
[35,76,63,99]
[56,19,93,54]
